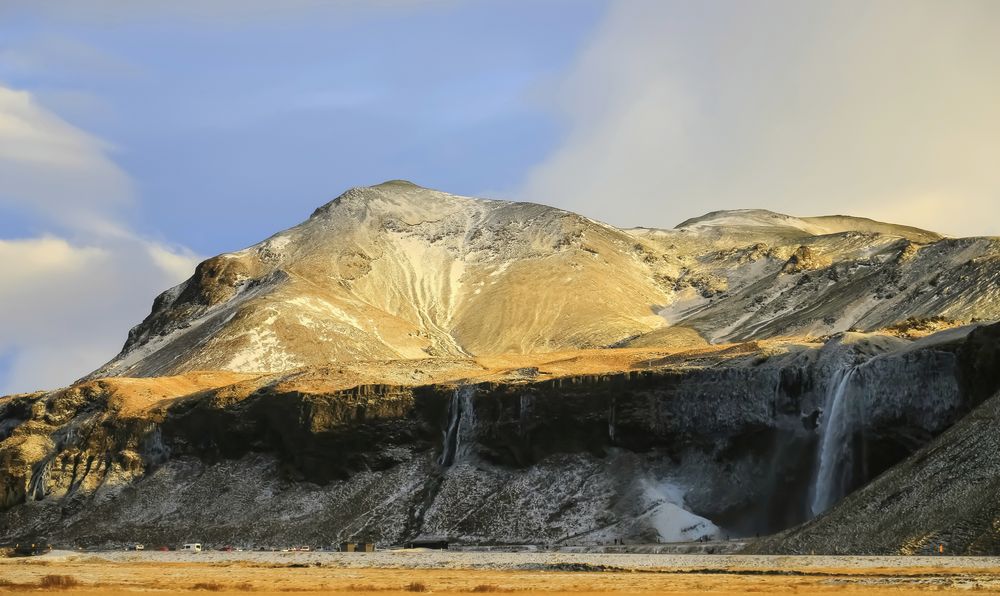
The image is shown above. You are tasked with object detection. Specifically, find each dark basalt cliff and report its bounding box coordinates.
[749,389,1000,555]
[749,323,1000,555]
[2,327,997,550]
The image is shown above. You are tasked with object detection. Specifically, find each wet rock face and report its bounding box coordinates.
[464,370,784,466]
[855,351,961,445]
[1,331,989,548]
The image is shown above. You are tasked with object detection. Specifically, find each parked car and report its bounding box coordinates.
[181,543,202,553]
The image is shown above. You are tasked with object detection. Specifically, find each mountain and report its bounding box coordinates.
[92,180,674,377]
[2,181,1000,551]
[92,181,999,378]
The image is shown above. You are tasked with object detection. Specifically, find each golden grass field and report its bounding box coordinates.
[2,551,1000,595]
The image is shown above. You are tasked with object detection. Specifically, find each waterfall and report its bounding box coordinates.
[810,365,858,516]
[439,385,475,467]
[608,398,617,443]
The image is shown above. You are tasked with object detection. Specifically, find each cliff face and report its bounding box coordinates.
[749,323,1000,555]
[2,328,993,548]
[749,390,1000,556]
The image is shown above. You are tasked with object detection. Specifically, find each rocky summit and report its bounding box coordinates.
[2,181,999,552]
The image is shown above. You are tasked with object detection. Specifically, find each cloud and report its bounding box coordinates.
[520,0,1000,237]
[0,86,133,231]
[0,236,197,395]
[0,85,198,394]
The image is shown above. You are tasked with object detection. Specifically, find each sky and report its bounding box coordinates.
[1,0,998,393]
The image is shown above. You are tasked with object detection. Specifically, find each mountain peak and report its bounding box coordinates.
[371,179,423,189]
[309,180,492,222]
[676,209,815,232]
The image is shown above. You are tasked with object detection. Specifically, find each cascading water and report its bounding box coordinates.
[810,365,859,516]
[438,385,476,467]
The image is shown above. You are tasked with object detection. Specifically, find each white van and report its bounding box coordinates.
[181,543,202,553]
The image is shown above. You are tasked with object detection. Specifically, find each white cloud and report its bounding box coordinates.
[520,0,1000,237]
[0,236,197,394]
[0,86,133,231]
[0,85,199,394]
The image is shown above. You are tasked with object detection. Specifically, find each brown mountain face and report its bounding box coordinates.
[91,181,999,380]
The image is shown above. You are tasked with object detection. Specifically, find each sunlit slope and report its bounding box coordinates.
[90,183,1000,378]
[92,181,672,377]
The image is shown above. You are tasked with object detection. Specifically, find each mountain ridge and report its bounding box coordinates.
[87,181,1000,381]
[673,208,944,243]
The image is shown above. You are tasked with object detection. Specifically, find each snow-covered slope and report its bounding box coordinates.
[90,181,1000,378]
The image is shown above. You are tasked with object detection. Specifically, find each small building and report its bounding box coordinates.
[339,542,357,552]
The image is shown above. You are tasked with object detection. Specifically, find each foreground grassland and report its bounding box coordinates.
[2,551,1000,594]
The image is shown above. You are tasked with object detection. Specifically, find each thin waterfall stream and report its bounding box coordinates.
[810,365,859,516]
[439,385,475,467]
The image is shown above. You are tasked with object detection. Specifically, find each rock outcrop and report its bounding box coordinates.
[781,246,831,274]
